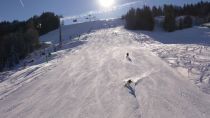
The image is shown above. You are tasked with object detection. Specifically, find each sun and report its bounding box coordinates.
[99,0,115,8]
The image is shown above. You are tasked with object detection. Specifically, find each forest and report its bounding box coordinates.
[124,1,210,32]
[0,12,60,71]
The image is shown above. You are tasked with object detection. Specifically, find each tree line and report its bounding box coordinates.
[0,12,60,71]
[124,1,210,32]
[124,6,154,31]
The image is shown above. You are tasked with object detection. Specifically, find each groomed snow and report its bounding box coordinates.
[0,26,210,118]
[131,25,210,94]
[40,19,124,44]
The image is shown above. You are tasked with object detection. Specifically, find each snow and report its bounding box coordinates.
[0,19,210,118]
[203,22,210,28]
[138,26,210,45]
[150,44,210,94]
[131,25,210,94]
[40,19,124,44]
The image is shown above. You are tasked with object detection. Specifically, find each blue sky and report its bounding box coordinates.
[0,0,209,22]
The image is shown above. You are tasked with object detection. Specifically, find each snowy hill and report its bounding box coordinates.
[1,20,210,118]
[40,19,124,44]
[141,26,210,45]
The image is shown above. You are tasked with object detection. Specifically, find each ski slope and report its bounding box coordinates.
[40,19,124,44]
[0,27,210,118]
[131,25,210,94]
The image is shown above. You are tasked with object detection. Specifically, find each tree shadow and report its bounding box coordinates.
[126,56,132,62]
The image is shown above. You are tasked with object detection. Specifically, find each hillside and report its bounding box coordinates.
[40,19,124,44]
[0,20,210,118]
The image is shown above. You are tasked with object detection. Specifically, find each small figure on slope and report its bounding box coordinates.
[126,52,132,62]
[125,79,133,87]
[124,79,136,97]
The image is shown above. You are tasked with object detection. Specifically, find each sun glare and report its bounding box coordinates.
[99,0,115,8]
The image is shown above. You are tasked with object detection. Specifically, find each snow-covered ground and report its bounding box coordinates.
[132,26,210,94]
[0,20,210,118]
[203,22,210,28]
[40,18,124,44]
[150,44,210,94]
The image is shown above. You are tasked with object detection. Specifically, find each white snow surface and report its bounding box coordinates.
[40,19,124,44]
[1,26,210,118]
[133,26,210,94]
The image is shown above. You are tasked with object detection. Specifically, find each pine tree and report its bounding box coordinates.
[135,8,143,29]
[125,8,136,29]
[143,6,155,31]
[125,7,154,31]
[157,6,163,16]
[183,16,193,28]
[152,6,158,17]
[178,19,184,30]
[163,5,176,32]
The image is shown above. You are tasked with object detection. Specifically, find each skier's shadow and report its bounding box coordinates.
[126,56,132,62]
[125,85,136,97]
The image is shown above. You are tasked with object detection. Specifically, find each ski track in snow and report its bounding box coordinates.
[149,44,210,94]
[0,26,210,118]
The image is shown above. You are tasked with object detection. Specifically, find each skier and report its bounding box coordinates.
[125,79,136,97]
[125,79,132,87]
[126,53,129,58]
[126,52,132,62]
